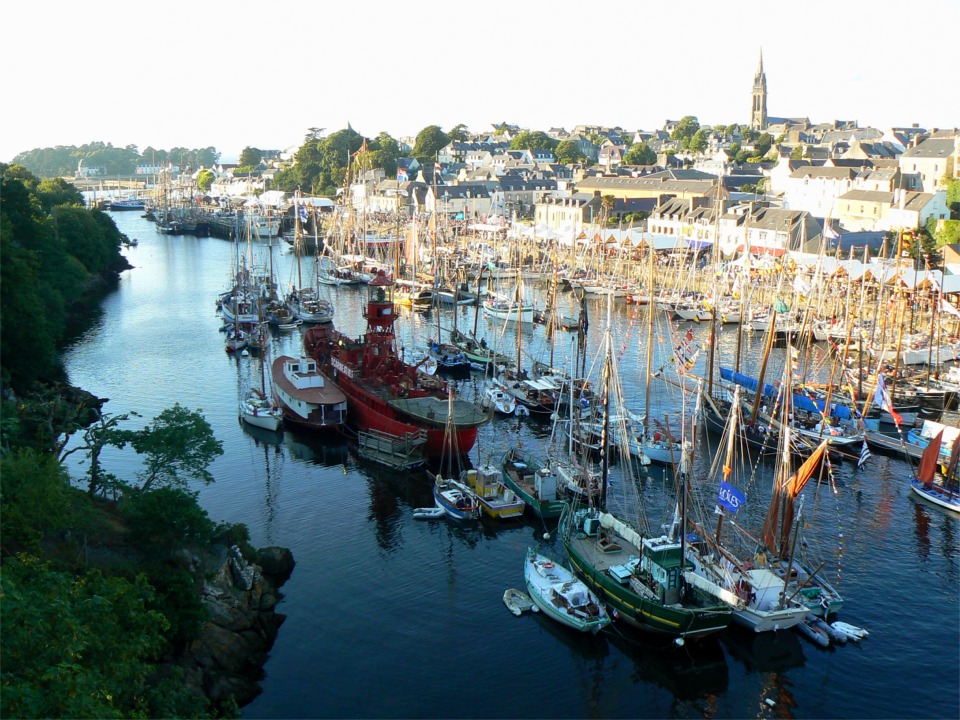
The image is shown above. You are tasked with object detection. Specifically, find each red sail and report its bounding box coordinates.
[762,441,827,558]
[917,429,945,486]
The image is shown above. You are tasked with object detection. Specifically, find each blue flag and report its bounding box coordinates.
[717,481,746,513]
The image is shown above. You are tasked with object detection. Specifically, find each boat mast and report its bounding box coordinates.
[644,244,655,438]
[599,294,613,509]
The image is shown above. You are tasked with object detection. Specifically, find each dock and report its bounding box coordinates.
[356,428,428,470]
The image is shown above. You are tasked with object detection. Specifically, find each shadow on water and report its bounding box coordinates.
[282,427,351,467]
[606,627,730,702]
[719,625,806,675]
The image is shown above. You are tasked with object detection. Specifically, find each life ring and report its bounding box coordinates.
[542,561,555,569]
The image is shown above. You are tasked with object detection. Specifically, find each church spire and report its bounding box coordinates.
[750,49,767,132]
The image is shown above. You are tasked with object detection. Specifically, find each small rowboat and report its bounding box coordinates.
[503,588,536,616]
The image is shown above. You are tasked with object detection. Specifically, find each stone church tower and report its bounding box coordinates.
[750,50,767,131]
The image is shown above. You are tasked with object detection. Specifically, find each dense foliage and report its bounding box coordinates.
[10,143,220,178]
[0,186,237,713]
[1,164,131,391]
[623,142,656,166]
[509,130,558,153]
[0,399,234,717]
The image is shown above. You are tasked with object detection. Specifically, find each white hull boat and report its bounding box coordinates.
[524,548,611,634]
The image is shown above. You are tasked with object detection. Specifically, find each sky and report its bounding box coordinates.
[4,0,959,164]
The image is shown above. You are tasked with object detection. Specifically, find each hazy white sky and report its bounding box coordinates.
[4,0,958,163]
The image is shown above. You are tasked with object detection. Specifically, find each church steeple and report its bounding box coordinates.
[751,49,767,131]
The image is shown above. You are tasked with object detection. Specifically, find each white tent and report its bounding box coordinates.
[258,190,287,207]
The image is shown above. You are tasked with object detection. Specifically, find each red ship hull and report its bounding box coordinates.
[327,371,478,457]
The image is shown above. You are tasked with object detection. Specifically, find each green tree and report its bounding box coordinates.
[509,131,558,152]
[2,166,128,389]
[196,169,215,193]
[0,555,217,719]
[670,116,700,149]
[754,132,774,157]
[369,132,401,178]
[555,140,586,165]
[0,449,74,555]
[238,146,263,167]
[447,124,470,142]
[36,178,84,210]
[412,125,450,166]
[129,404,223,493]
[623,142,656,166]
[689,128,708,153]
[790,144,805,160]
[122,486,215,556]
[946,177,960,219]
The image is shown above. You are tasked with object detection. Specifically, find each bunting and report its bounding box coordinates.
[674,327,700,374]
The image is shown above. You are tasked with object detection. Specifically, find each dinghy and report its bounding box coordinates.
[831,621,869,642]
[795,616,830,648]
[413,506,445,520]
[503,588,536,616]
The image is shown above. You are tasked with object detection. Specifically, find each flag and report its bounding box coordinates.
[874,374,903,425]
[941,298,960,319]
[717,481,746,513]
[298,203,308,224]
[857,440,872,469]
[823,223,840,240]
[397,168,409,182]
[434,162,444,185]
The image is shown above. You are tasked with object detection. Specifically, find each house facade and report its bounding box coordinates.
[899,137,958,193]
[835,189,948,231]
[534,192,603,236]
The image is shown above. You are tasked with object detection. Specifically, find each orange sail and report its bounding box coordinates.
[916,429,945,486]
[761,441,828,558]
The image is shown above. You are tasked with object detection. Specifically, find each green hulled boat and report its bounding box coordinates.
[501,447,567,519]
[561,506,734,641]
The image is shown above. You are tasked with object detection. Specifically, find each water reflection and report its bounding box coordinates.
[283,428,350,468]
[238,419,285,537]
[608,629,729,704]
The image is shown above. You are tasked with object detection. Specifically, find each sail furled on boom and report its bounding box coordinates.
[720,367,854,420]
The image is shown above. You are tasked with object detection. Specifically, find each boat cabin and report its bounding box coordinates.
[283,357,325,389]
[640,535,684,604]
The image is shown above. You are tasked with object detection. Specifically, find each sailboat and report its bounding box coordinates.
[683,386,812,633]
[286,197,335,324]
[909,428,960,513]
[560,299,734,642]
[239,339,283,432]
[429,389,482,521]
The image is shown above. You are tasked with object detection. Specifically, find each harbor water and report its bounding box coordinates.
[62,213,959,719]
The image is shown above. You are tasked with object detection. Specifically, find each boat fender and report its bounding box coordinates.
[515,405,530,417]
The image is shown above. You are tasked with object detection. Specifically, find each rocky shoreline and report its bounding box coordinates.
[173,545,295,709]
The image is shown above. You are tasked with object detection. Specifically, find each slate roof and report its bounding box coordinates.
[900,138,956,159]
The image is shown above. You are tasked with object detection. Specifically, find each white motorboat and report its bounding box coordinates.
[523,548,611,634]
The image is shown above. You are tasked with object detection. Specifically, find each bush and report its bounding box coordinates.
[121,487,214,559]
[0,449,73,556]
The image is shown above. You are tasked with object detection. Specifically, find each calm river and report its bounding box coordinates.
[62,212,959,719]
